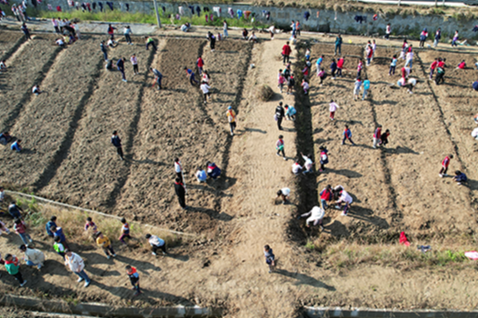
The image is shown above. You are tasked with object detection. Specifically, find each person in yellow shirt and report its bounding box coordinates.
[96,232,116,259]
[226,106,236,136]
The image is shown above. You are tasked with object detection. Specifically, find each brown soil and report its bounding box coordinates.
[0,31,24,60]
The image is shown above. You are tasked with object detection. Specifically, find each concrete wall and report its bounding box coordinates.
[37,0,478,39]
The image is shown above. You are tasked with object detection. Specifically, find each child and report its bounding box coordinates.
[337,57,344,77]
[286,74,295,95]
[276,188,290,204]
[301,62,310,80]
[291,159,303,175]
[284,105,296,121]
[385,23,391,40]
[320,185,333,209]
[301,79,309,95]
[329,100,339,121]
[84,217,98,233]
[389,55,397,76]
[0,220,10,235]
[419,28,428,48]
[51,225,69,249]
[366,44,373,66]
[301,152,314,174]
[318,70,326,86]
[451,30,459,47]
[263,245,275,273]
[11,139,22,152]
[45,216,57,238]
[96,232,116,259]
[4,254,27,286]
[316,55,324,74]
[439,154,453,177]
[145,233,167,255]
[330,59,337,79]
[119,218,132,244]
[299,206,325,229]
[342,125,355,145]
[456,60,466,70]
[32,85,42,95]
[305,48,311,61]
[335,188,353,216]
[53,236,66,259]
[453,170,467,186]
[226,106,236,136]
[429,58,438,80]
[206,162,221,180]
[379,129,390,146]
[373,125,382,149]
[14,218,32,247]
[184,67,198,86]
[126,265,141,296]
[405,49,414,70]
[196,56,204,75]
[200,81,211,104]
[276,135,286,160]
[319,146,328,172]
[278,71,286,93]
[371,39,377,61]
[130,54,138,75]
[353,78,362,100]
[399,40,408,60]
[362,77,370,100]
[356,59,363,78]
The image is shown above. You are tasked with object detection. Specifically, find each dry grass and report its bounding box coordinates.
[256,84,275,101]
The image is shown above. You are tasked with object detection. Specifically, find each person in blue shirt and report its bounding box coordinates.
[362,77,371,100]
[117,57,126,82]
[284,105,296,121]
[100,40,108,61]
[195,167,207,183]
[335,34,343,56]
[111,131,124,160]
[11,139,22,152]
[207,162,221,180]
[0,132,12,145]
[45,216,57,238]
[51,225,69,249]
[342,125,355,145]
[8,202,23,219]
[150,68,163,90]
[453,170,467,185]
[184,67,198,86]
[473,80,478,91]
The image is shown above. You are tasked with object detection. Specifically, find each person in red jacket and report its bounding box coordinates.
[196,56,204,75]
[429,58,438,80]
[337,57,345,77]
[282,41,291,65]
[439,154,453,177]
[320,185,333,209]
[373,125,382,149]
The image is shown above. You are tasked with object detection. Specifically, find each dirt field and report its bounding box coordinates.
[0,31,24,60]
[2,28,478,317]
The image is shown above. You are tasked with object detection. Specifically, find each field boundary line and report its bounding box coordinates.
[6,190,196,237]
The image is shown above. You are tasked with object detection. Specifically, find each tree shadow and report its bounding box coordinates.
[372,100,398,106]
[188,206,233,222]
[187,183,233,198]
[384,145,419,155]
[321,168,362,178]
[165,252,189,262]
[242,127,267,134]
[274,269,336,291]
[349,205,390,229]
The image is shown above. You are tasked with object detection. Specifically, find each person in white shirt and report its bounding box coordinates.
[55,38,65,47]
[123,25,133,45]
[200,81,211,104]
[195,168,207,182]
[329,100,339,121]
[73,22,80,39]
[32,85,42,95]
[276,187,291,204]
[371,39,377,61]
[0,186,4,203]
[301,152,314,174]
[145,234,167,255]
[405,50,414,70]
[174,157,183,180]
[64,250,91,287]
[248,31,257,43]
[336,189,353,216]
[291,159,302,175]
[130,54,138,75]
[107,38,117,48]
[0,60,7,72]
[299,206,325,229]
[471,127,478,140]
[19,244,45,269]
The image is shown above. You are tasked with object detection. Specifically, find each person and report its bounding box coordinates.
[284,105,296,121]
[45,216,57,238]
[145,233,167,255]
[429,58,438,80]
[111,131,124,160]
[248,31,257,43]
[53,236,66,259]
[301,152,313,174]
[130,54,139,75]
[107,24,116,39]
[84,217,98,233]
[55,37,65,47]
[125,265,141,296]
[275,102,285,130]
[319,146,328,172]
[451,30,459,47]
[286,74,295,95]
[10,139,22,152]
[32,85,42,95]
[195,167,207,182]
[107,38,118,48]
[226,106,236,136]
[276,135,285,160]
[0,60,6,73]
[124,26,133,45]
[405,48,413,70]
[174,178,186,209]
[292,159,303,175]
[385,23,391,40]
[435,65,445,85]
[302,79,309,95]
[100,40,108,61]
[21,23,31,40]
[356,59,363,78]
[419,28,428,48]
[336,188,353,216]
[276,188,290,204]
[202,70,211,84]
[330,59,337,80]
[320,185,333,209]
[277,71,286,93]
[342,125,355,145]
[366,43,373,66]
[96,232,116,259]
[8,202,23,219]
[264,245,275,273]
[52,18,60,33]
[180,22,190,32]
[0,132,11,145]
[362,77,370,100]
[207,31,216,52]
[117,57,127,82]
[281,41,291,65]
[14,218,32,246]
[353,77,362,101]
[200,81,211,104]
[389,55,397,76]
[196,56,204,75]
[373,125,382,149]
[456,60,466,70]
[380,129,391,146]
[337,57,344,77]
[19,244,44,269]
[207,162,221,180]
[291,20,296,36]
[301,62,310,80]
[51,225,69,249]
[4,254,27,286]
[453,170,467,186]
[150,68,163,90]
[398,77,417,94]
[296,20,301,36]
[329,100,339,121]
[0,186,4,204]
[145,36,156,50]
[64,250,91,287]
[223,20,228,38]
[473,80,478,91]
[334,34,342,55]
[174,158,183,180]
[119,218,132,244]
[371,39,377,61]
[305,48,311,61]
[439,154,453,177]
[242,28,248,40]
[316,55,324,74]
[434,28,441,47]
[299,206,325,229]
[184,67,198,86]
